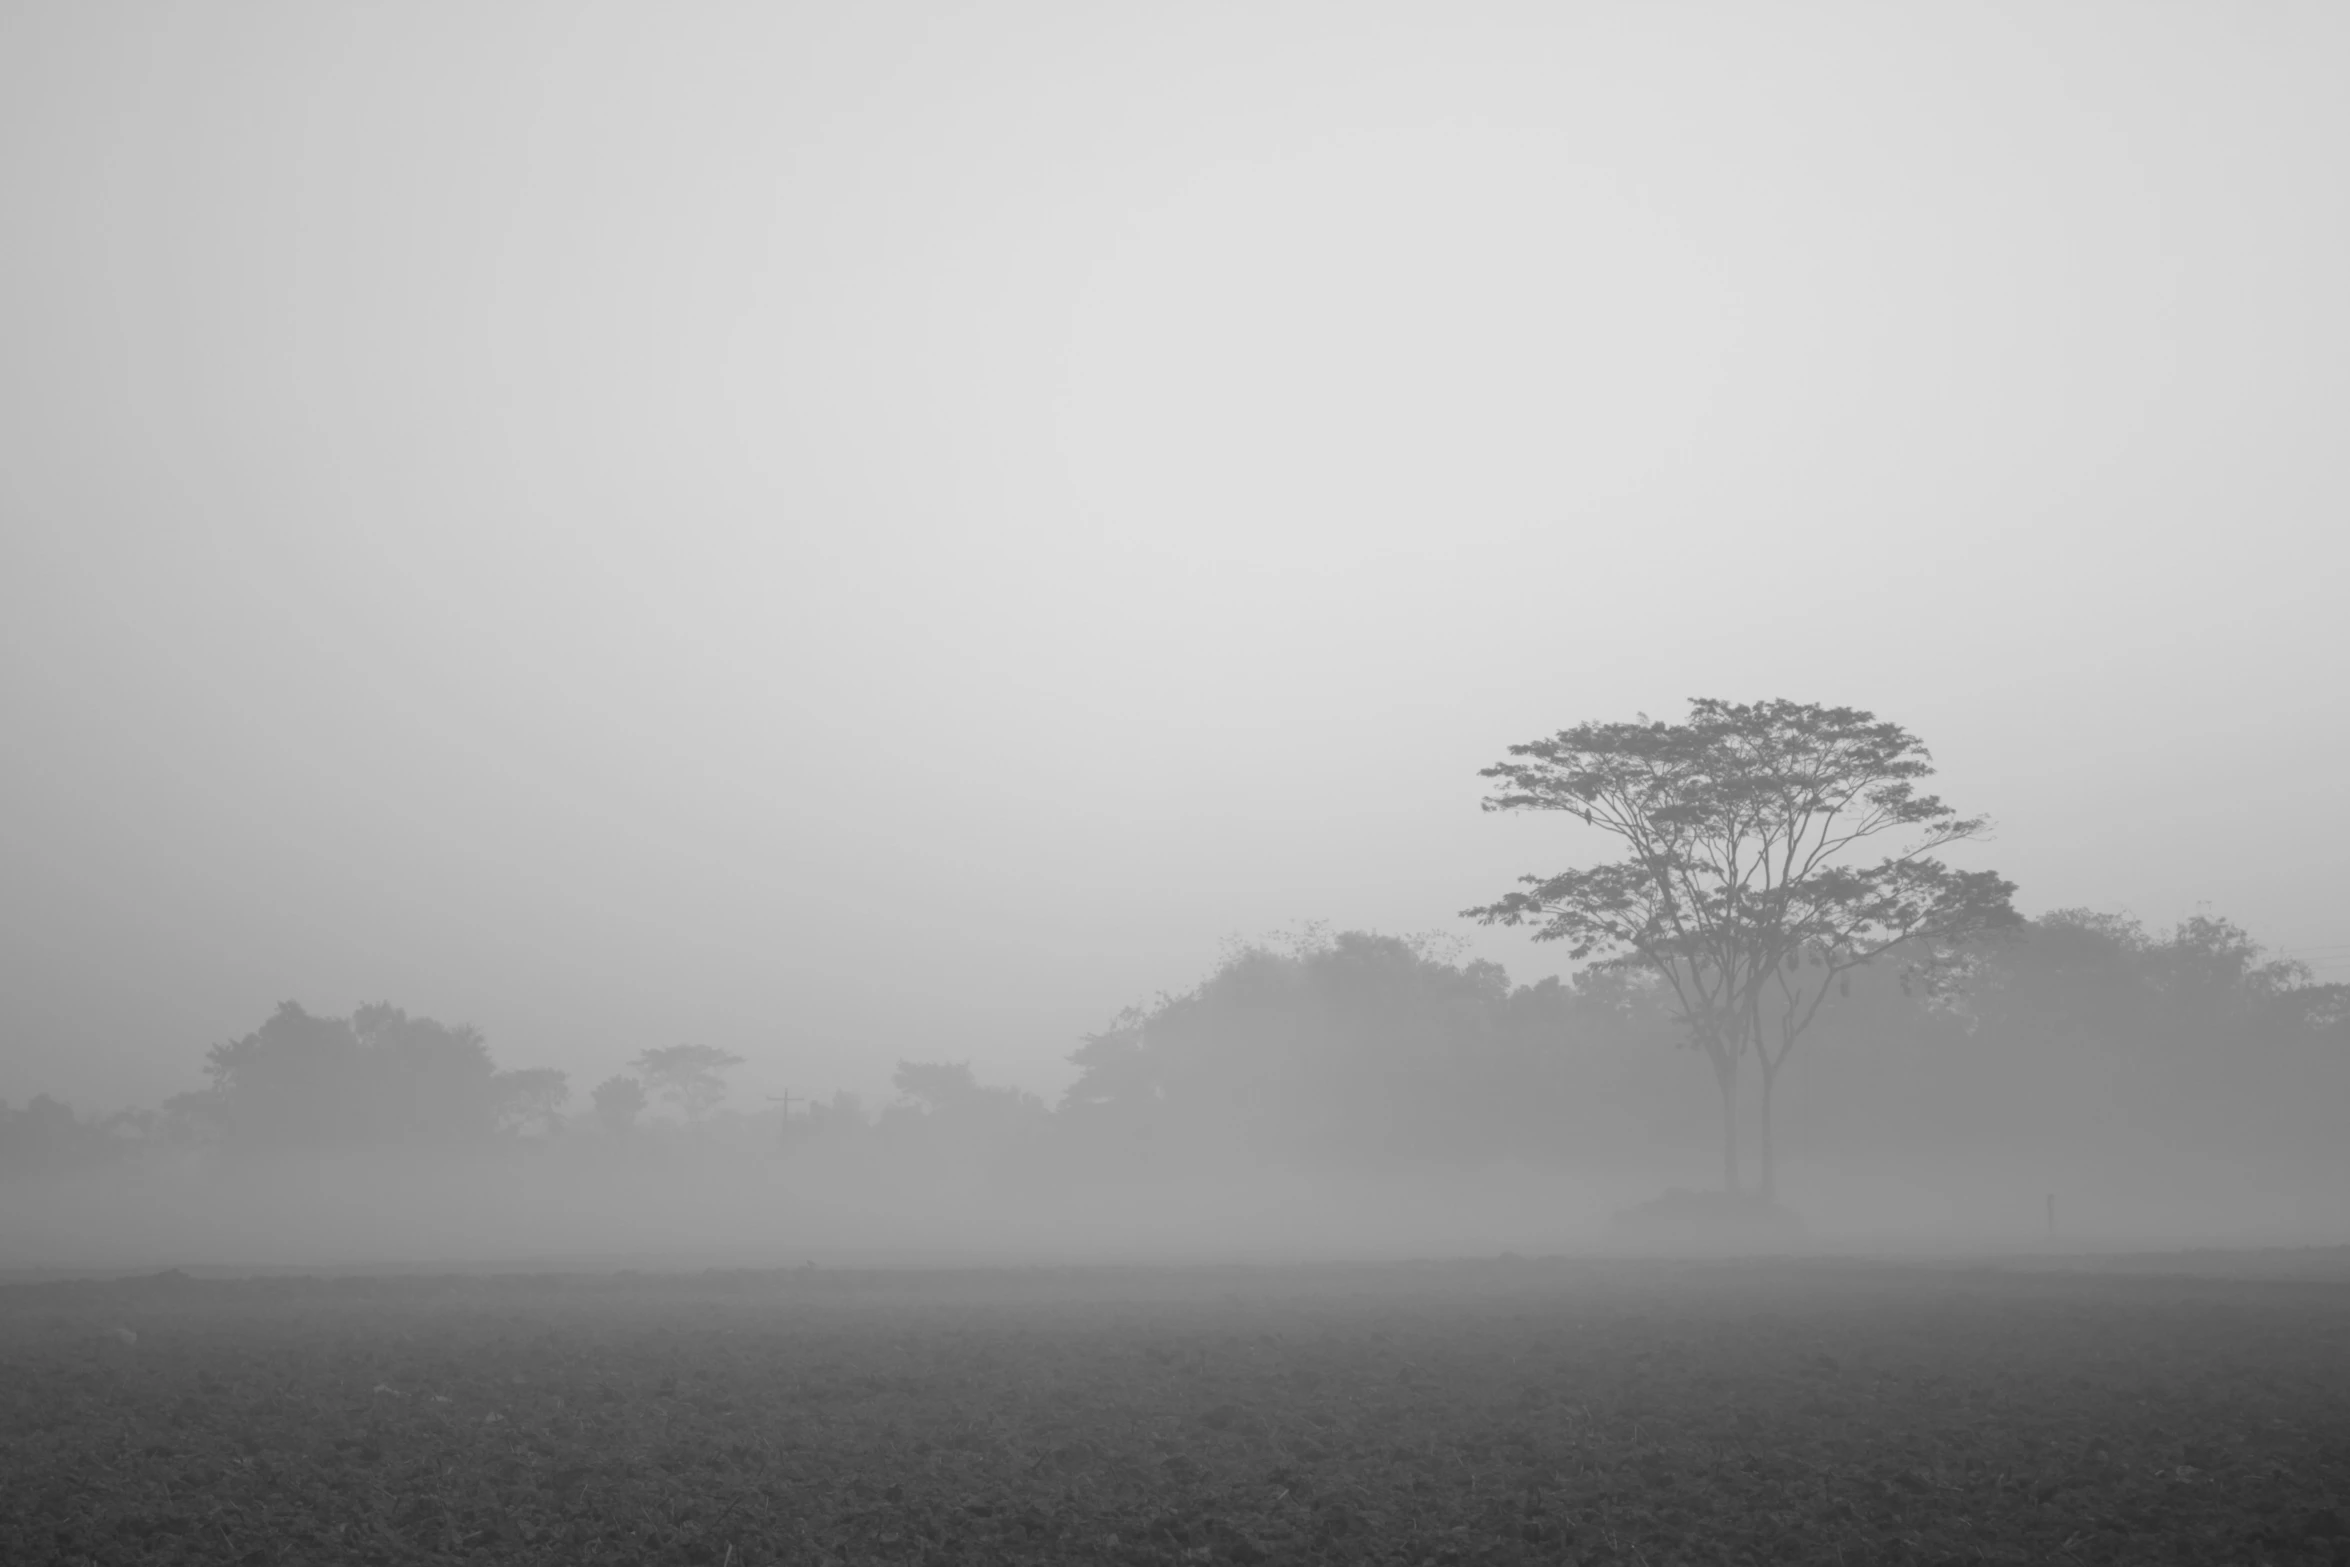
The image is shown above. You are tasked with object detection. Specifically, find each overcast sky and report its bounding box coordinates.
[3,1,2345,1114]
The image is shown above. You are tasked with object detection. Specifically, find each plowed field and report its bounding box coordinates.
[4,1256,2346,1565]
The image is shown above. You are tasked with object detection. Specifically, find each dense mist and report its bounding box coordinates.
[6,910,2342,1273]
[4,5,2347,1277]
[6,0,2348,1126]
[10,13,2350,1567]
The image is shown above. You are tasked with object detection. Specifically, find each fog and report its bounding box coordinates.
[3,2,2348,1273]
[5,917,2344,1273]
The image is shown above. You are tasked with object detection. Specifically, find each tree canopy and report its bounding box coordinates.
[630,1044,745,1122]
[1058,929,1633,1167]
[8,905,2345,1196]
[160,1002,570,1153]
[590,1075,648,1135]
[1464,699,2021,1196]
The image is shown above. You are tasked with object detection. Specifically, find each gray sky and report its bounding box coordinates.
[3,1,2345,1115]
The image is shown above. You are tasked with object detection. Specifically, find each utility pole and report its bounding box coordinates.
[2046,1193,2056,1241]
[768,1091,796,1150]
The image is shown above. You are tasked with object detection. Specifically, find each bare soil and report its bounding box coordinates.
[3,1255,2346,1565]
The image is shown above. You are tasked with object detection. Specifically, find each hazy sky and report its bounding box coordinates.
[3,1,2345,1114]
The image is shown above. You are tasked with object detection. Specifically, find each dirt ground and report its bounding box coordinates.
[3,1255,2346,1565]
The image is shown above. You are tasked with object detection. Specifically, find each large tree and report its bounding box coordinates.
[630,1044,745,1123]
[590,1075,647,1136]
[493,1067,572,1137]
[1056,930,1619,1169]
[1463,699,2020,1199]
[196,1001,512,1151]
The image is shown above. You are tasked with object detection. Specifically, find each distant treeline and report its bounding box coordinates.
[1,911,2342,1182]
[1054,912,2346,1175]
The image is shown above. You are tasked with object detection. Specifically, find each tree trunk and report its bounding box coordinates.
[1757,1054,1779,1204]
[1710,1047,1740,1192]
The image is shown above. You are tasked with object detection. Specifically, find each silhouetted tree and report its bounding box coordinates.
[891,1061,981,1114]
[200,1002,367,1150]
[629,1044,744,1122]
[494,1067,571,1136]
[158,1086,226,1145]
[2276,980,2350,1035]
[350,1003,502,1145]
[192,1001,553,1151]
[892,1061,1047,1125]
[1059,930,1628,1168]
[875,1060,1049,1183]
[1061,1008,1157,1115]
[0,1095,135,1175]
[1464,700,2020,1199]
[1965,909,2319,1055]
[1972,909,2342,1154]
[590,1075,647,1136]
[1777,906,2350,1167]
[2147,913,2313,1026]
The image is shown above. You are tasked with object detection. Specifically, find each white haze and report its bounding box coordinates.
[2,0,2346,1199]
[11,1135,2345,1279]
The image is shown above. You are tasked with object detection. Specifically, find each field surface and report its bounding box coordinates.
[3,1256,2347,1565]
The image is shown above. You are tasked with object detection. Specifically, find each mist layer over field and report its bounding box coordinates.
[6,6,2348,1286]
[9,1145,2346,1280]
[8,913,2347,1275]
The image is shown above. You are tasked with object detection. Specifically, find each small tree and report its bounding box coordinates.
[494,1068,571,1136]
[1464,699,2020,1200]
[892,1060,980,1114]
[197,1001,507,1151]
[200,1002,365,1150]
[351,1004,502,1145]
[590,1075,647,1136]
[630,1044,746,1123]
